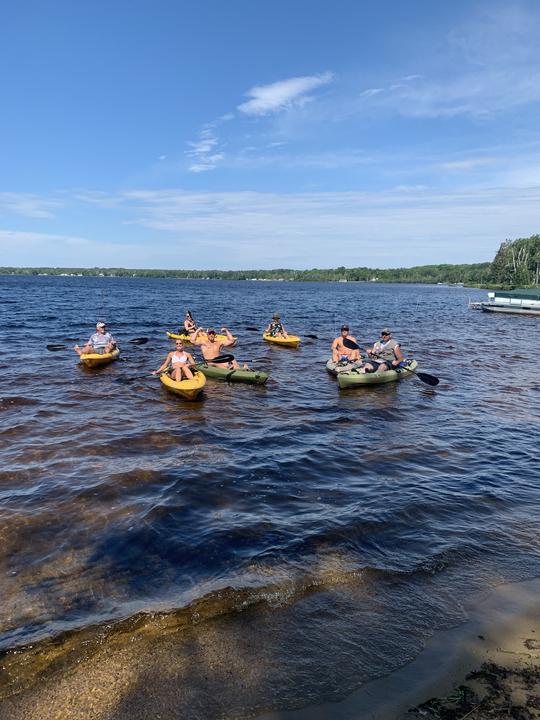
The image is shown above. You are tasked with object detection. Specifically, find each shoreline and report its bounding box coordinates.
[1,577,539,720]
[258,576,540,720]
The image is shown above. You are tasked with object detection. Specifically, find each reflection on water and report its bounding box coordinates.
[1,276,540,715]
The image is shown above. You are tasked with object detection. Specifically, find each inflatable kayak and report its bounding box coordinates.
[196,363,268,385]
[79,348,120,368]
[330,359,418,388]
[263,333,301,348]
[326,359,364,375]
[166,331,237,347]
[159,370,206,399]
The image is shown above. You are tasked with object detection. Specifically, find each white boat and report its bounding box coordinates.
[479,289,540,316]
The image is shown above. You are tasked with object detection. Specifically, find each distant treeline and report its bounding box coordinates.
[2,234,539,286]
[0,263,491,284]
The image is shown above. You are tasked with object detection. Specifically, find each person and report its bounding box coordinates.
[182,310,198,335]
[191,327,247,369]
[331,324,362,365]
[363,328,404,373]
[74,322,117,356]
[152,340,195,381]
[264,313,289,339]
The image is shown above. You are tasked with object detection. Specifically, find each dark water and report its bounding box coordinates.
[1,275,539,712]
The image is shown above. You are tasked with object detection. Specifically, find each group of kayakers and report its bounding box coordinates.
[331,324,404,373]
[74,313,404,378]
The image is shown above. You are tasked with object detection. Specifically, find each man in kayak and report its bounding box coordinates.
[331,325,362,365]
[363,328,404,372]
[264,313,289,338]
[191,327,248,369]
[152,340,196,381]
[74,322,117,356]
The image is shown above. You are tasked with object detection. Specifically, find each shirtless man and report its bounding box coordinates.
[191,327,247,369]
[331,324,362,365]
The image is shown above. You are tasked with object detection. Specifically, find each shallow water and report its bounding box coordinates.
[1,276,539,713]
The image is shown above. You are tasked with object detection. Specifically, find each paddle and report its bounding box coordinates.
[201,354,234,364]
[46,337,149,351]
[246,326,317,339]
[342,338,439,386]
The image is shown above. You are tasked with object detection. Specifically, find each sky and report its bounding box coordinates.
[1,0,540,269]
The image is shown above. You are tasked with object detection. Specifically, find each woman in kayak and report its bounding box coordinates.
[182,310,198,335]
[264,313,289,338]
[153,340,196,381]
[74,321,117,355]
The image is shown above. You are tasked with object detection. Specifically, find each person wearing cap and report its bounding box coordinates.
[74,322,117,356]
[363,328,404,373]
[331,325,362,365]
[264,313,288,339]
[191,327,248,370]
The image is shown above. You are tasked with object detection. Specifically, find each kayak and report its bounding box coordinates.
[196,362,268,385]
[159,370,206,399]
[326,359,364,374]
[329,359,418,388]
[79,348,120,368]
[263,333,301,348]
[166,331,237,347]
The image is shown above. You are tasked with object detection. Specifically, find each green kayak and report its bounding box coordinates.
[327,359,418,388]
[196,363,268,385]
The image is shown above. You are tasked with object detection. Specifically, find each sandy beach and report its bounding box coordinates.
[0,577,538,720]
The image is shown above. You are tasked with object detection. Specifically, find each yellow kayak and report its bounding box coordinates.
[79,348,120,368]
[166,331,237,347]
[263,333,301,348]
[159,370,206,400]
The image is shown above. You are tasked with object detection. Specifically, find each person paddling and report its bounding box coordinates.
[363,328,404,373]
[331,324,362,365]
[74,322,117,356]
[183,310,199,335]
[191,327,247,369]
[264,313,289,339]
[152,340,196,381]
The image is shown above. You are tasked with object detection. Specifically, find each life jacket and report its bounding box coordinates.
[372,338,400,361]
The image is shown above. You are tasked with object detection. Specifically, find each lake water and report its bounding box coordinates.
[1,275,539,715]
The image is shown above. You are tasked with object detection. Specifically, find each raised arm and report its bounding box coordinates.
[220,327,236,347]
[190,327,204,345]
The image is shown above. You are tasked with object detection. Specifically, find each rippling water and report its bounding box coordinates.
[1,275,540,713]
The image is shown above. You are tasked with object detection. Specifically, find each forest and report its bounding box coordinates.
[2,234,539,287]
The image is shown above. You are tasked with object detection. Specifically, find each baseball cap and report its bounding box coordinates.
[96,321,106,329]
[341,324,349,331]
[381,328,391,335]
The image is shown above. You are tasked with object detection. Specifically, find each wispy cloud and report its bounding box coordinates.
[0,192,62,219]
[185,126,225,172]
[73,184,540,267]
[238,72,334,116]
[357,7,540,119]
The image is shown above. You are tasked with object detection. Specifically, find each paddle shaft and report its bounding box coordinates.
[47,337,148,351]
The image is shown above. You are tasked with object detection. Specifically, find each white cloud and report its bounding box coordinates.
[238,72,334,116]
[185,127,225,172]
[0,192,62,219]
[72,184,540,267]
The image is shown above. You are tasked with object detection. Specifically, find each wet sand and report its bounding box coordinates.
[259,577,540,720]
[1,577,539,720]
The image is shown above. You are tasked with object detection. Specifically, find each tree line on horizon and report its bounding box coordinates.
[2,234,539,287]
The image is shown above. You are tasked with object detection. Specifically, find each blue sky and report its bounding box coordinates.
[1,0,540,269]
